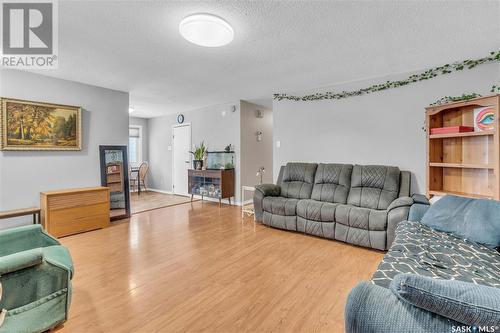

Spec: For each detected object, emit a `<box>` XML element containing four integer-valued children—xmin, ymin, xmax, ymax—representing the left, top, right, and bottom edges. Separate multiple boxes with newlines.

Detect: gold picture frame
<box><xmin>0</xmin><ymin>98</ymin><xmax>82</xmax><ymax>151</ymax></box>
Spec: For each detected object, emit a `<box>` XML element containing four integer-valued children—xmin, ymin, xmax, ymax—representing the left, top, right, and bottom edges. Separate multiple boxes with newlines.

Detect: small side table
<box><xmin>241</xmin><ymin>186</ymin><xmax>255</xmax><ymax>217</ymax></box>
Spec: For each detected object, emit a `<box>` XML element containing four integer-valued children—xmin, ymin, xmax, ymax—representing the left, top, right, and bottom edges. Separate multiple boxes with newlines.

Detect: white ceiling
<box><xmin>35</xmin><ymin>0</ymin><xmax>500</xmax><ymax>117</ymax></box>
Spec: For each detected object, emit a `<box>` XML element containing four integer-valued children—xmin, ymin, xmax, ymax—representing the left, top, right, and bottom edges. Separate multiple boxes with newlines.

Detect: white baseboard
<box><xmin>147</xmin><ymin>188</ymin><xmax>174</xmax><ymax>195</ymax></box>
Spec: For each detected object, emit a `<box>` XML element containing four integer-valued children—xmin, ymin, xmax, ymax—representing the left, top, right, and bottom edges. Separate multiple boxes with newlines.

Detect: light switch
<box><xmin>167</xmin><ymin>146</ymin><xmax>172</xmax><ymax>151</ymax></box>
<box><xmin>276</xmin><ymin>141</ymin><xmax>281</xmax><ymax>148</ymax></box>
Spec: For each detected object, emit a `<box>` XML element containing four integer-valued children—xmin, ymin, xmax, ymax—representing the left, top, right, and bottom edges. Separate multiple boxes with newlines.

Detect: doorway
<box><xmin>172</xmin><ymin>124</ymin><xmax>191</xmax><ymax>196</ymax></box>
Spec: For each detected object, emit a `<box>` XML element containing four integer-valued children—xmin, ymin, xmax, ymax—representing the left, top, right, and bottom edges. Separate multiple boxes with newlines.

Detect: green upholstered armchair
<box><xmin>0</xmin><ymin>225</ymin><xmax>74</xmax><ymax>333</ymax></box>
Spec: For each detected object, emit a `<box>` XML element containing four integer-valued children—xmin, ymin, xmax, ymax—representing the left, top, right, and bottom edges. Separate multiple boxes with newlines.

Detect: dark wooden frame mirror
<box><xmin>99</xmin><ymin>145</ymin><xmax>131</xmax><ymax>221</ymax></box>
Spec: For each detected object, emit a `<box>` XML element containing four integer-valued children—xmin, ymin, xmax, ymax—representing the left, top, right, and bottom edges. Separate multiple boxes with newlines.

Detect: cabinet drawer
<box><xmin>47</xmin><ymin>190</ymin><xmax>108</xmax><ymax>210</ymax></box>
<box><xmin>49</xmin><ymin>214</ymin><xmax>109</xmax><ymax>237</ymax></box>
<box><xmin>49</xmin><ymin>202</ymin><xmax>109</xmax><ymax>223</ymax></box>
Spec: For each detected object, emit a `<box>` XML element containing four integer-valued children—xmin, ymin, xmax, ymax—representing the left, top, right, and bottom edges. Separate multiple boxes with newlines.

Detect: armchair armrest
<box><xmin>0</xmin><ymin>249</ymin><xmax>71</xmax><ymax>313</ymax></box>
<box><xmin>0</xmin><ymin>248</ymin><xmax>43</xmax><ymax>275</ymax></box>
<box><xmin>255</xmin><ymin>184</ymin><xmax>281</xmax><ymax>197</ymax></box>
<box><xmin>0</xmin><ymin>225</ymin><xmax>59</xmax><ymax>256</ymax></box>
<box><xmin>345</xmin><ymin>282</ymin><xmax>458</xmax><ymax>333</ymax></box>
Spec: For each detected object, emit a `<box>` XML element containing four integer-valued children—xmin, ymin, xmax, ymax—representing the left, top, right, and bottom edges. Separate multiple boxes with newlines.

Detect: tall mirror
<box><xmin>99</xmin><ymin>145</ymin><xmax>131</xmax><ymax>221</ymax></box>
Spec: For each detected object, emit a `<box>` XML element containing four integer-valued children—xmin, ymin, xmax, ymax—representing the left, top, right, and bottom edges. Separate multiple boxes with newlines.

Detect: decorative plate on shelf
<box><xmin>474</xmin><ymin>106</ymin><xmax>495</xmax><ymax>131</ymax></box>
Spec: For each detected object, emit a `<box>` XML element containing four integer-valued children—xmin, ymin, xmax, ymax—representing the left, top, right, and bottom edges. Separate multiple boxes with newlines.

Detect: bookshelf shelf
<box><xmin>429</xmin><ymin>130</ymin><xmax>495</xmax><ymax>139</ymax></box>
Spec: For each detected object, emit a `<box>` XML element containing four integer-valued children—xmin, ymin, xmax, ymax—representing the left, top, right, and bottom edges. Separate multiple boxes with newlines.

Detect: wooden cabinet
<box><xmin>188</xmin><ymin>169</ymin><xmax>234</xmax><ymax>206</ymax></box>
<box><xmin>426</xmin><ymin>95</ymin><xmax>500</xmax><ymax>200</ymax></box>
<box><xmin>41</xmin><ymin>187</ymin><xmax>110</xmax><ymax>237</ymax></box>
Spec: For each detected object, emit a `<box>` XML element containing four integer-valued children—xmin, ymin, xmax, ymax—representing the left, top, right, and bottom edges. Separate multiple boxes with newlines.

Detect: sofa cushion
<box><xmin>347</xmin><ymin>165</ymin><xmax>400</xmax><ymax>210</ymax></box>
<box><xmin>311</xmin><ymin>163</ymin><xmax>353</xmax><ymax>204</ymax></box>
<box><xmin>296</xmin><ymin>199</ymin><xmax>338</xmax><ymax>222</ymax></box>
<box><xmin>262</xmin><ymin>197</ymin><xmax>299</xmax><ymax>216</ymax></box>
<box><xmin>390</xmin><ymin>274</ymin><xmax>500</xmax><ymax>328</ymax></box>
<box><xmin>335</xmin><ymin>223</ymin><xmax>386</xmax><ymax>250</ymax></box>
<box><xmin>297</xmin><ymin>217</ymin><xmax>335</xmax><ymax>239</ymax></box>
<box><xmin>372</xmin><ymin>220</ymin><xmax>500</xmax><ymax>289</ymax></box>
<box><xmin>421</xmin><ymin>195</ymin><xmax>500</xmax><ymax>249</ymax></box>
<box><xmin>280</xmin><ymin>163</ymin><xmax>317</xmax><ymax>199</ymax></box>
<box><xmin>263</xmin><ymin>212</ymin><xmax>297</xmax><ymax>231</ymax></box>
<box><xmin>335</xmin><ymin>205</ymin><xmax>387</xmax><ymax>231</ymax></box>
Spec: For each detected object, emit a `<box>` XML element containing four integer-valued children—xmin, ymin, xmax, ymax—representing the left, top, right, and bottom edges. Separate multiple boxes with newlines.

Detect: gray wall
<box><xmin>273</xmin><ymin>63</ymin><xmax>500</xmax><ymax>194</ymax></box>
<box><xmin>148</xmin><ymin>101</ymin><xmax>242</xmax><ymax>203</ymax></box>
<box><xmin>240</xmin><ymin>101</ymin><xmax>273</xmax><ymax>189</ymax></box>
<box><xmin>0</xmin><ymin>69</ymin><xmax>129</xmax><ymax>228</ymax></box>
<box><xmin>129</xmin><ymin>116</ymin><xmax>149</xmax><ymax>163</ymax></box>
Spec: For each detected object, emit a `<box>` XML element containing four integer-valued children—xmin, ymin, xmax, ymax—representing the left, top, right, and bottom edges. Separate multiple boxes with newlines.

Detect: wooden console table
<box><xmin>0</xmin><ymin>207</ymin><xmax>41</xmax><ymax>224</ymax></box>
<box><xmin>188</xmin><ymin>169</ymin><xmax>234</xmax><ymax>206</ymax></box>
<box><xmin>41</xmin><ymin>187</ymin><xmax>110</xmax><ymax>237</ymax></box>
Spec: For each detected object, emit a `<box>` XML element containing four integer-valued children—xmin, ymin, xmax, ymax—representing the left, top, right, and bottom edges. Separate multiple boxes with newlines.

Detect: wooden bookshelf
<box><xmin>426</xmin><ymin>94</ymin><xmax>500</xmax><ymax>200</ymax></box>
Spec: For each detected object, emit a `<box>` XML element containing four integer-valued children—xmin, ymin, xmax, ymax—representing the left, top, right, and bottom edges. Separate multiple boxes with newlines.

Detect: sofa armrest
<box><xmin>387</xmin><ymin>197</ymin><xmax>414</xmax><ymax>211</ymax></box>
<box><xmin>407</xmin><ymin>194</ymin><xmax>430</xmax><ymax>222</ymax></box>
<box><xmin>0</xmin><ymin>249</ymin><xmax>43</xmax><ymax>275</ymax></box>
<box><xmin>253</xmin><ymin>184</ymin><xmax>281</xmax><ymax>222</ymax></box>
<box><xmin>391</xmin><ymin>274</ymin><xmax>500</xmax><ymax>328</ymax></box>
<box><xmin>345</xmin><ymin>282</ymin><xmax>458</xmax><ymax>333</ymax></box>
<box><xmin>411</xmin><ymin>194</ymin><xmax>429</xmax><ymax>205</ymax></box>
<box><xmin>386</xmin><ymin>197</ymin><xmax>413</xmax><ymax>249</ymax></box>
<box><xmin>255</xmin><ymin>184</ymin><xmax>281</xmax><ymax>197</ymax></box>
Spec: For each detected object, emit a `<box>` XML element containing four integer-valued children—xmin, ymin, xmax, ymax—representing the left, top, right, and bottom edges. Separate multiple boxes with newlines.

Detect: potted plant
<box><xmin>190</xmin><ymin>141</ymin><xmax>206</xmax><ymax>170</ymax></box>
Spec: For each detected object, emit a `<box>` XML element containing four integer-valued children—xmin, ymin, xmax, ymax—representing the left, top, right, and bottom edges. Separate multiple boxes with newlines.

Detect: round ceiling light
<box><xmin>179</xmin><ymin>14</ymin><xmax>234</xmax><ymax>47</ymax></box>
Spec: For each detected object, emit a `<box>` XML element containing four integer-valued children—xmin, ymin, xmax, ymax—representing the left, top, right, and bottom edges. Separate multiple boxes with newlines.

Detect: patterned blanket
<box><xmin>372</xmin><ymin>220</ymin><xmax>500</xmax><ymax>288</ymax></box>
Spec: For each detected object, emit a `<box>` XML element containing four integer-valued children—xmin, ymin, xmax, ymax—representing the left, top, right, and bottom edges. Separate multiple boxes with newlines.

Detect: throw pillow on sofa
<box><xmin>390</xmin><ymin>274</ymin><xmax>500</xmax><ymax>327</ymax></box>
<box><xmin>421</xmin><ymin>195</ymin><xmax>500</xmax><ymax>249</ymax></box>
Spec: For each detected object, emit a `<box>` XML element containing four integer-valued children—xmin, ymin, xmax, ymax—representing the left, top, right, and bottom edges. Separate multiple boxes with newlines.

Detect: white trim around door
<box><xmin>172</xmin><ymin>123</ymin><xmax>192</xmax><ymax>196</ymax></box>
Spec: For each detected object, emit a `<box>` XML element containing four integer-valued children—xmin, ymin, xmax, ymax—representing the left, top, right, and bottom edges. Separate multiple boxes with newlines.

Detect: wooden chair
<box><xmin>131</xmin><ymin>162</ymin><xmax>149</xmax><ymax>193</ymax></box>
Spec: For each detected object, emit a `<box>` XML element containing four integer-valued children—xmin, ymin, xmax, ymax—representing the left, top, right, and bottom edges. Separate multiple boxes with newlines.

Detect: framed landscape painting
<box><xmin>0</xmin><ymin>98</ymin><xmax>82</xmax><ymax>151</ymax></box>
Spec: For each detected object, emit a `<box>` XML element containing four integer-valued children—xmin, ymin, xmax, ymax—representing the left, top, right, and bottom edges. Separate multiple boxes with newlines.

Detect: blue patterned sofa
<box><xmin>345</xmin><ymin>197</ymin><xmax>500</xmax><ymax>332</ymax></box>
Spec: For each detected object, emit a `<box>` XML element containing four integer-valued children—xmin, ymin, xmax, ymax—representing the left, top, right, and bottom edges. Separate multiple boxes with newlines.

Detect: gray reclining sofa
<box><xmin>254</xmin><ymin>162</ymin><xmax>418</xmax><ymax>250</ymax></box>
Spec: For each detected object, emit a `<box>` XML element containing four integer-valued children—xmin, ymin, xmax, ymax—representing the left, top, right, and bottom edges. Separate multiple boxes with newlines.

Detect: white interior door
<box><xmin>172</xmin><ymin>124</ymin><xmax>191</xmax><ymax>196</ymax></box>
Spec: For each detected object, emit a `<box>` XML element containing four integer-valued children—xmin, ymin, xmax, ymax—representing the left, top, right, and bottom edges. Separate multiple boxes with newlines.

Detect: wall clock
<box><xmin>177</xmin><ymin>114</ymin><xmax>184</xmax><ymax>124</ymax></box>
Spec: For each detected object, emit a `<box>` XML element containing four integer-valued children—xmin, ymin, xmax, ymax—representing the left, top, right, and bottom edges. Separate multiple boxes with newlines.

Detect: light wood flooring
<box><xmin>130</xmin><ymin>191</ymin><xmax>194</xmax><ymax>214</ymax></box>
<box><xmin>57</xmin><ymin>201</ymin><xmax>384</xmax><ymax>333</ymax></box>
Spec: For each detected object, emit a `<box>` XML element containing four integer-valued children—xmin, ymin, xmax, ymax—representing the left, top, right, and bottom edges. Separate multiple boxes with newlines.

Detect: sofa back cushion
<box><xmin>281</xmin><ymin>163</ymin><xmax>318</xmax><ymax>199</ymax></box>
<box><xmin>311</xmin><ymin>163</ymin><xmax>353</xmax><ymax>203</ymax></box>
<box><xmin>421</xmin><ymin>195</ymin><xmax>500</xmax><ymax>249</ymax></box>
<box><xmin>347</xmin><ymin>165</ymin><xmax>401</xmax><ymax>210</ymax></box>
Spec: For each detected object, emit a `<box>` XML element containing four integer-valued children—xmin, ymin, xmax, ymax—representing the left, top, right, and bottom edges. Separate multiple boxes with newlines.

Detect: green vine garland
<box><xmin>430</xmin><ymin>84</ymin><xmax>500</xmax><ymax>106</ymax></box>
<box><xmin>274</xmin><ymin>51</ymin><xmax>500</xmax><ymax>102</ymax></box>
<box><xmin>429</xmin><ymin>93</ymin><xmax>483</xmax><ymax>106</ymax></box>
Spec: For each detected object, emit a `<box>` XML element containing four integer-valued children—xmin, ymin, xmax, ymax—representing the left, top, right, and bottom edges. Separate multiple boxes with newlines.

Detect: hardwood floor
<box><xmin>57</xmin><ymin>201</ymin><xmax>384</xmax><ymax>333</ymax></box>
<box><xmin>130</xmin><ymin>191</ymin><xmax>194</xmax><ymax>214</ymax></box>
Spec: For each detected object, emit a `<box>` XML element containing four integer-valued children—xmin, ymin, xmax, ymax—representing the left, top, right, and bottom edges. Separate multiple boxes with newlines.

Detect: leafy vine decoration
<box><xmin>274</xmin><ymin>51</ymin><xmax>500</xmax><ymax>102</ymax></box>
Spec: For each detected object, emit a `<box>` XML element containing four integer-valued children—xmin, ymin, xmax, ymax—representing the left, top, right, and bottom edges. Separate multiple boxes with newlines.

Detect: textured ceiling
<box><xmin>33</xmin><ymin>0</ymin><xmax>500</xmax><ymax>117</ymax></box>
